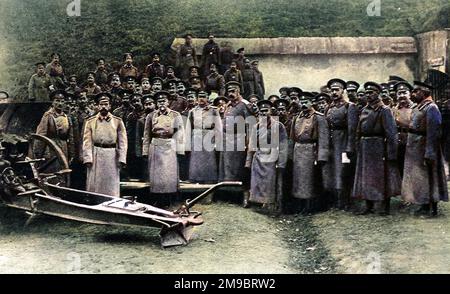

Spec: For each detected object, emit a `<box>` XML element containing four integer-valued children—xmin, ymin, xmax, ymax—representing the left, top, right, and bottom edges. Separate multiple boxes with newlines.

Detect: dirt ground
<box><xmin>1</xmin><ymin>193</ymin><xmax>450</xmax><ymax>274</ymax></box>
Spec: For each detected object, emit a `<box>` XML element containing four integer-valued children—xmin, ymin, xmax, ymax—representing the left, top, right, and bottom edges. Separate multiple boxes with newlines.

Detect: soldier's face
<box><xmin>126</xmin><ymin>81</ymin><xmax>135</xmax><ymax>90</ymax></box>
<box><xmin>157</xmin><ymin>97</ymin><xmax>169</xmax><ymax>111</ymax></box>
<box><xmin>330</xmin><ymin>87</ymin><xmax>343</xmax><ymax>100</ymax></box>
<box><xmin>99</xmin><ymin>100</ymin><xmax>111</xmax><ymax>115</ymax></box>
<box><xmin>290</xmin><ymin>95</ymin><xmax>299</xmax><ymax>105</ymax></box>
<box><xmin>131</xmin><ymin>98</ymin><xmax>142</xmax><ymax>108</ymax></box>
<box><xmin>185</xmin><ymin>36</ymin><xmax>192</xmax><ymax>45</ymax></box>
<box><xmin>316</xmin><ymin>100</ymin><xmax>328</xmax><ymax>112</ymax></box>
<box><xmin>168</xmin><ymin>85</ymin><xmax>177</xmax><ymax>95</ymax></box>
<box><xmin>52</xmin><ymin>55</ymin><xmax>60</xmax><ymax>63</ymax></box>
<box><xmin>153</xmin><ymin>55</ymin><xmax>160</xmax><ymax>63</ymax></box>
<box><xmin>69</xmin><ymin>79</ymin><xmax>77</xmax><ymax>88</ymax></box>
<box><xmin>230</xmin><ymin>63</ymin><xmax>237</xmax><ymax>70</ymax></box>
<box><xmin>37</xmin><ymin>65</ymin><xmax>45</xmax><ymax>75</ymax></box>
<box><xmin>79</xmin><ymin>96</ymin><xmax>88</xmax><ymax>107</ymax></box>
<box><xmin>191</xmin><ymin>68</ymin><xmax>199</xmax><ymax>76</ymax></box>
<box><xmin>187</xmin><ymin>95</ymin><xmax>196</xmax><ymax>104</ymax></box>
<box><xmin>198</xmin><ymin>97</ymin><xmax>208</xmax><ymax>108</ymax></box>
<box><xmin>252</xmin><ymin>63</ymin><xmax>259</xmax><ymax>70</ymax></box>
<box><xmin>210</xmin><ymin>64</ymin><xmax>217</xmax><ymax>73</ymax></box>
<box><xmin>144</xmin><ymin>101</ymin><xmax>155</xmax><ymax>113</ymax></box>
<box><xmin>87</xmin><ymin>75</ymin><xmax>95</xmax><ymax>84</ymax></box>
<box><xmin>122</xmin><ymin>95</ymin><xmax>130</xmax><ymax>106</ymax></box>
<box><xmin>347</xmin><ymin>90</ymin><xmax>357</xmax><ymax>101</ymax></box>
<box><xmin>277</xmin><ymin>107</ymin><xmax>287</xmax><ymax>116</ymax></box>
<box><xmin>177</xmin><ymin>85</ymin><xmax>186</xmax><ymax>95</ymax></box>
<box><xmin>152</xmin><ymin>81</ymin><xmax>162</xmax><ymax>91</ymax></box>
<box><xmin>125</xmin><ymin>56</ymin><xmax>133</xmax><ymax>64</ymax></box>
<box><xmin>142</xmin><ymin>80</ymin><xmax>151</xmax><ymax>91</ymax></box>
<box><xmin>227</xmin><ymin>88</ymin><xmax>239</xmax><ymax>101</ymax></box>
<box><xmin>365</xmin><ymin>90</ymin><xmax>379</xmax><ymax>103</ymax></box>
<box><xmin>249</xmin><ymin>97</ymin><xmax>258</xmax><ymax>105</ymax></box>
<box><xmin>52</xmin><ymin>95</ymin><xmax>65</xmax><ymax>112</ymax></box>
<box><xmin>299</xmin><ymin>99</ymin><xmax>312</xmax><ymax>110</ymax></box>
<box><xmin>397</xmin><ymin>90</ymin><xmax>411</xmax><ymax>103</ymax></box>
<box><xmin>97</xmin><ymin>60</ymin><xmax>105</xmax><ymax>70</ymax></box>
<box><xmin>167</xmin><ymin>68</ymin><xmax>175</xmax><ymax>77</ymax></box>
<box><xmin>111</xmin><ymin>76</ymin><xmax>121</xmax><ymax>87</ymax></box>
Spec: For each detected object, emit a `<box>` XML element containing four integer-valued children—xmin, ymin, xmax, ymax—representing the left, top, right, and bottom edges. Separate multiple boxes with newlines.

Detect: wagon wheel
<box><xmin>28</xmin><ymin>134</ymin><xmax>71</xmax><ymax>187</ymax></box>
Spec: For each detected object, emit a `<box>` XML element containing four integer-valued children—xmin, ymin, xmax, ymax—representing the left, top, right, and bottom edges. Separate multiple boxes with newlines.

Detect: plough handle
<box><xmin>185</xmin><ymin>181</ymin><xmax>242</xmax><ymax>209</ymax></box>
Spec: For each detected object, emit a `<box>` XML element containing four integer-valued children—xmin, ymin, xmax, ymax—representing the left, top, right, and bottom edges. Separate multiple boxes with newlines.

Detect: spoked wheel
<box><xmin>27</xmin><ymin>134</ymin><xmax>71</xmax><ymax>187</ymax></box>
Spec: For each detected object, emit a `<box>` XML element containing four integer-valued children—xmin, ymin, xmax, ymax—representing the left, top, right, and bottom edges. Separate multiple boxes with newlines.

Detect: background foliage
<box><xmin>0</xmin><ymin>0</ymin><xmax>449</xmax><ymax>99</ymax></box>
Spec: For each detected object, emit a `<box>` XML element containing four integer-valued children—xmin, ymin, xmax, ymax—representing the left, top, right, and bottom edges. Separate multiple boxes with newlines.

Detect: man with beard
<box><xmin>356</xmin><ymin>90</ymin><xmax>367</xmax><ymax>114</ymax></box>
<box><xmin>145</xmin><ymin>52</ymin><xmax>166</xmax><ymax>81</ymax></box>
<box><xmin>189</xmin><ymin>76</ymin><xmax>204</xmax><ymax>92</ymax></box>
<box><xmin>219</xmin><ymin>81</ymin><xmax>252</xmax><ymax>206</ymax></box>
<box><xmin>65</xmin><ymin>75</ymin><xmax>82</xmax><ymax>99</ymax></box>
<box><xmin>392</xmin><ymin>81</ymin><xmax>414</xmax><ymax>177</ymax></box>
<box><xmin>94</xmin><ymin>58</ymin><xmax>109</xmax><ymax>90</ymax></box>
<box><xmin>119</xmin><ymin>53</ymin><xmax>138</xmax><ymax>80</ymax></box>
<box><xmin>164</xmin><ymin>66</ymin><xmax>180</xmax><ymax>84</ymax></box>
<box><xmin>123</xmin><ymin>76</ymin><xmax>137</xmax><ymax>93</ymax></box>
<box><xmin>290</xmin><ymin>93</ymin><xmax>329</xmax><ymax>213</ymax></box>
<box><xmin>124</xmin><ymin>93</ymin><xmax>144</xmax><ymax>180</ymax></box>
<box><xmin>245</xmin><ymin>100</ymin><xmax>288</xmax><ymax>212</ymax></box>
<box><xmin>204</xmin><ymin>63</ymin><xmax>226</xmax><ymax>97</ymax></box>
<box><xmin>352</xmin><ymin>82</ymin><xmax>400</xmax><ymax>215</ymax></box>
<box><xmin>401</xmin><ymin>81</ymin><xmax>448</xmax><ymax>216</ymax></box>
<box><xmin>312</xmin><ymin>93</ymin><xmax>330</xmax><ymax>114</ymax></box>
<box><xmin>82</xmin><ymin>93</ymin><xmax>127</xmax><ymax>197</ymax></box>
<box><xmin>181</xmin><ymin>88</ymin><xmax>197</xmax><ymax>117</ymax></box>
<box><xmin>287</xmin><ymin>87</ymin><xmax>302</xmax><ymax>118</ymax></box>
<box><xmin>177</xmin><ymin>81</ymin><xmax>187</xmax><ymax>98</ymax></box>
<box><xmin>140</xmin><ymin>77</ymin><xmax>152</xmax><ymax>95</ymax></box>
<box><xmin>113</xmin><ymin>90</ymin><xmax>134</xmax><ymax>122</ymax></box>
<box><xmin>201</xmin><ymin>33</ymin><xmax>220</xmax><ymax>76</ymax></box>
<box><xmin>107</xmin><ymin>73</ymin><xmax>123</xmax><ymax>110</ymax></box>
<box><xmin>248</xmin><ymin>94</ymin><xmax>260</xmax><ymax>116</ymax></box>
<box><xmin>46</xmin><ymin>53</ymin><xmax>66</xmax><ymax>90</ymax></box>
<box><xmin>346</xmin><ymin>81</ymin><xmax>360</xmax><ymax>103</ymax></box>
<box><xmin>151</xmin><ymin>77</ymin><xmax>164</xmax><ymax>94</ymax></box>
<box><xmin>186</xmin><ymin>91</ymin><xmax>223</xmax><ymax>184</ymax></box>
<box><xmin>213</xmin><ymin>96</ymin><xmax>229</xmax><ymax>119</ymax></box>
<box><xmin>242</xmin><ymin>58</ymin><xmax>257</xmax><ymax>100</ymax></box>
<box><xmin>35</xmin><ymin>90</ymin><xmax>75</xmax><ymax>165</ymax></box>
<box><xmin>252</xmin><ymin>60</ymin><xmax>265</xmax><ymax>100</ymax></box>
<box><xmin>142</xmin><ymin>91</ymin><xmax>185</xmax><ymax>197</ymax></box>
<box><xmin>84</xmin><ymin>72</ymin><xmax>102</xmax><ymax>96</ymax></box>
<box><xmin>380</xmin><ymin>83</ymin><xmax>394</xmax><ymax>108</ymax></box>
<box><xmin>176</xmin><ymin>33</ymin><xmax>198</xmax><ymax>82</ymax></box>
<box><xmin>167</xmin><ymin>80</ymin><xmax>188</xmax><ymax>113</ymax></box>
<box><xmin>324</xmin><ymin>78</ymin><xmax>358</xmax><ymax>210</ymax></box>
<box><xmin>223</xmin><ymin>61</ymin><xmax>244</xmax><ymax>92</ymax></box>
<box><xmin>28</xmin><ymin>62</ymin><xmax>52</xmax><ymax>102</ymax></box>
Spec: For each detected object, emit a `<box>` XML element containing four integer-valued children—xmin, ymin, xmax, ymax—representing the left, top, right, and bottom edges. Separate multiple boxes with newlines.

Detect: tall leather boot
<box><xmin>379</xmin><ymin>198</ymin><xmax>390</xmax><ymax>216</ymax></box>
<box><xmin>337</xmin><ymin>189</ymin><xmax>345</xmax><ymax>210</ymax></box>
<box><xmin>431</xmin><ymin>202</ymin><xmax>438</xmax><ymax>217</ymax></box>
<box><xmin>415</xmin><ymin>204</ymin><xmax>430</xmax><ymax>215</ymax></box>
<box><xmin>359</xmin><ymin>200</ymin><xmax>374</xmax><ymax>215</ymax></box>
<box><xmin>242</xmin><ymin>190</ymin><xmax>250</xmax><ymax>208</ymax></box>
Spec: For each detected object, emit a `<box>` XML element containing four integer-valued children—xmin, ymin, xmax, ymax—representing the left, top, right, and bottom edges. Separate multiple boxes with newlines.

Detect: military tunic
<box><xmin>218</xmin><ymin>99</ymin><xmax>252</xmax><ymax>182</ymax></box>
<box><xmin>352</xmin><ymin>102</ymin><xmax>401</xmax><ymax>201</ymax></box>
<box><xmin>204</xmin><ymin>73</ymin><xmax>225</xmax><ymax>96</ymax></box>
<box><xmin>242</xmin><ymin>68</ymin><xmax>257</xmax><ymax>100</ymax></box>
<box><xmin>169</xmin><ymin>96</ymin><xmax>188</xmax><ymax>114</ymax></box>
<box><xmin>393</xmin><ymin>104</ymin><xmax>413</xmax><ymax>176</ymax></box>
<box><xmin>186</xmin><ymin>106</ymin><xmax>223</xmax><ymax>183</ymax></box>
<box><xmin>323</xmin><ymin>100</ymin><xmax>358</xmax><ymax>191</ymax></box>
<box><xmin>224</xmin><ymin>69</ymin><xmax>244</xmax><ymax>93</ymax></box>
<box><xmin>290</xmin><ymin>110</ymin><xmax>330</xmax><ymax>199</ymax></box>
<box><xmin>177</xmin><ymin>44</ymin><xmax>198</xmax><ymax>82</ymax></box>
<box><xmin>401</xmin><ymin>98</ymin><xmax>449</xmax><ymax>204</ymax></box>
<box><xmin>119</xmin><ymin>65</ymin><xmax>138</xmax><ymax>80</ymax></box>
<box><xmin>82</xmin><ymin>113</ymin><xmax>128</xmax><ymax>197</ymax></box>
<box><xmin>46</xmin><ymin>63</ymin><xmax>66</xmax><ymax>89</ymax></box>
<box><xmin>28</xmin><ymin>73</ymin><xmax>52</xmax><ymax>101</ymax></box>
<box><xmin>254</xmin><ymin>69</ymin><xmax>265</xmax><ymax>100</ymax></box>
<box><xmin>142</xmin><ymin>109</ymin><xmax>185</xmax><ymax>194</ymax></box>
<box><xmin>145</xmin><ymin>63</ymin><xmax>166</xmax><ymax>80</ymax></box>
<box><xmin>246</xmin><ymin>118</ymin><xmax>288</xmax><ymax>204</ymax></box>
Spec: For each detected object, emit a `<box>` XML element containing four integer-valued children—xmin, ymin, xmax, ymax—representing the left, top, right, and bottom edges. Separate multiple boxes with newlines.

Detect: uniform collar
<box><xmin>418</xmin><ymin>96</ymin><xmax>433</xmax><ymax>110</ymax></box>
<box><xmin>50</xmin><ymin>108</ymin><xmax>67</xmax><ymax>117</ymax></box>
<box><xmin>97</xmin><ymin>113</ymin><xmax>112</xmax><ymax>122</ymax></box>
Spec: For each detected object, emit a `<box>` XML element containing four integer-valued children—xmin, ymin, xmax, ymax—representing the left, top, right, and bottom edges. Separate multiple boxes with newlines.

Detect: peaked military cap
<box><xmin>364</xmin><ymin>82</ymin><xmax>383</xmax><ymax>93</ymax></box>
<box><xmin>346</xmin><ymin>81</ymin><xmax>360</xmax><ymax>91</ymax></box>
<box><xmin>327</xmin><ymin>78</ymin><xmax>347</xmax><ymax>89</ymax></box>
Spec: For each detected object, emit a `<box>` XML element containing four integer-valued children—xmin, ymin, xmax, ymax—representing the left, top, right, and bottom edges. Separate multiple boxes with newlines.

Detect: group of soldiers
<box><xmin>27</xmin><ymin>38</ymin><xmax>448</xmax><ymax>217</ymax></box>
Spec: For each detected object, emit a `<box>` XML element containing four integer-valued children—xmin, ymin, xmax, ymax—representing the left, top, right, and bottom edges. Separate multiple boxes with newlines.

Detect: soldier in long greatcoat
<box><xmin>352</xmin><ymin>82</ymin><xmax>401</xmax><ymax>215</ymax></box>
<box><xmin>186</xmin><ymin>94</ymin><xmax>223</xmax><ymax>183</ymax></box>
<box><xmin>323</xmin><ymin>79</ymin><xmax>358</xmax><ymax>210</ymax></box>
<box><xmin>246</xmin><ymin>100</ymin><xmax>288</xmax><ymax>212</ymax></box>
<box><xmin>28</xmin><ymin>62</ymin><xmax>52</xmax><ymax>102</ymax></box>
<box><xmin>82</xmin><ymin>93</ymin><xmax>128</xmax><ymax>197</ymax></box>
<box><xmin>176</xmin><ymin>34</ymin><xmax>198</xmax><ymax>82</ymax></box>
<box><xmin>401</xmin><ymin>81</ymin><xmax>448</xmax><ymax>216</ymax></box>
<box><xmin>392</xmin><ymin>81</ymin><xmax>414</xmax><ymax>177</ymax></box>
<box><xmin>290</xmin><ymin>93</ymin><xmax>330</xmax><ymax>213</ymax></box>
<box><xmin>252</xmin><ymin>60</ymin><xmax>265</xmax><ymax>100</ymax></box>
<box><xmin>142</xmin><ymin>91</ymin><xmax>185</xmax><ymax>195</ymax></box>
<box><xmin>242</xmin><ymin>58</ymin><xmax>257</xmax><ymax>100</ymax></box>
<box><xmin>218</xmin><ymin>81</ymin><xmax>253</xmax><ymax>205</ymax></box>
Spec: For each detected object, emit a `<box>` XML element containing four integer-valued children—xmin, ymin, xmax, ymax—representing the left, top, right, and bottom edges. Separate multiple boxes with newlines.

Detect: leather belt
<box><xmin>152</xmin><ymin>134</ymin><xmax>172</xmax><ymax>139</ymax></box>
<box><xmin>94</xmin><ymin>143</ymin><xmax>116</xmax><ymax>148</ymax></box>
<box><xmin>295</xmin><ymin>139</ymin><xmax>317</xmax><ymax>144</ymax></box>
<box><xmin>330</xmin><ymin>126</ymin><xmax>346</xmax><ymax>130</ymax></box>
<box><xmin>361</xmin><ymin>133</ymin><xmax>384</xmax><ymax>138</ymax></box>
<box><xmin>408</xmin><ymin>129</ymin><xmax>426</xmax><ymax>136</ymax></box>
